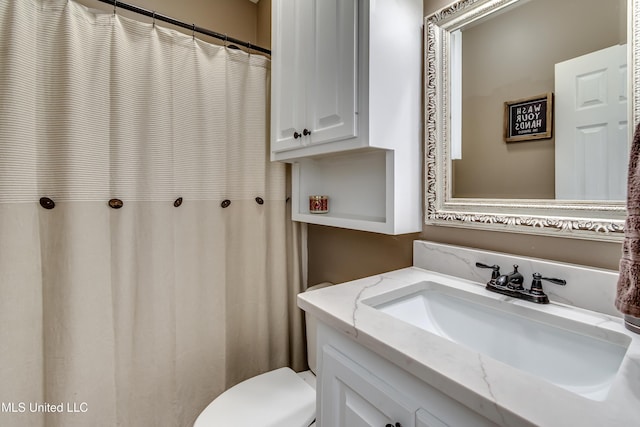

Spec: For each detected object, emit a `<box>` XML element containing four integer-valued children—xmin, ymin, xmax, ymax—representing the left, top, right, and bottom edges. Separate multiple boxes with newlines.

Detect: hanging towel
<box><xmin>616</xmin><ymin>122</ymin><xmax>640</xmax><ymax>317</ymax></box>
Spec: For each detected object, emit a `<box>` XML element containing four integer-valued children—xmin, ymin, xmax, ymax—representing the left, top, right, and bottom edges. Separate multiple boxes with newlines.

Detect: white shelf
<box><xmin>292</xmin><ymin>149</ymin><xmax>420</xmax><ymax>234</ymax></box>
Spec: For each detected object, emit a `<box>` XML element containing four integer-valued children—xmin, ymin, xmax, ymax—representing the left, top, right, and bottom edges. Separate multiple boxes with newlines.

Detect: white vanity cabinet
<box><xmin>271</xmin><ymin>0</ymin><xmax>422</xmax><ymax>234</ymax></box>
<box><xmin>317</xmin><ymin>323</ymin><xmax>499</xmax><ymax>427</ymax></box>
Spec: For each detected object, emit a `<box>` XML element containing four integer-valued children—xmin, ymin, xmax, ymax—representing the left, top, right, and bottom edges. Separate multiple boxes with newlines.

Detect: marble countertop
<box><xmin>298</xmin><ymin>263</ymin><xmax>640</xmax><ymax>427</ymax></box>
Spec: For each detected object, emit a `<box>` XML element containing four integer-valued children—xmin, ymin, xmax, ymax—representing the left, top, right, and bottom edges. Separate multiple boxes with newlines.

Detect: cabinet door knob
<box><xmin>294</xmin><ymin>131</ymin><xmax>302</xmax><ymax>139</ymax></box>
<box><xmin>303</xmin><ymin>128</ymin><xmax>312</xmax><ymax>136</ymax></box>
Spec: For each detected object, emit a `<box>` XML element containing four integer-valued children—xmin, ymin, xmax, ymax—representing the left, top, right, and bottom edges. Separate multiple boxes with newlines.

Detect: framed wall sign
<box><xmin>503</xmin><ymin>92</ymin><xmax>553</xmax><ymax>142</ymax></box>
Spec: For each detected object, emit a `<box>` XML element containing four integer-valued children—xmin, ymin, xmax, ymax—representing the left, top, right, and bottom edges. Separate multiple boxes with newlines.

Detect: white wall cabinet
<box><xmin>316</xmin><ymin>323</ymin><xmax>500</xmax><ymax>427</ymax></box>
<box><xmin>271</xmin><ymin>0</ymin><xmax>358</xmax><ymax>154</ymax></box>
<box><xmin>271</xmin><ymin>0</ymin><xmax>422</xmax><ymax>234</ymax></box>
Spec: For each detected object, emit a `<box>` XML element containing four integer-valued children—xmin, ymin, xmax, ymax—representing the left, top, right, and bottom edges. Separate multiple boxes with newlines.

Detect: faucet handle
<box><xmin>530</xmin><ymin>273</ymin><xmax>566</xmax><ymax>296</ymax></box>
<box><xmin>475</xmin><ymin>262</ymin><xmax>501</xmax><ymax>280</ymax></box>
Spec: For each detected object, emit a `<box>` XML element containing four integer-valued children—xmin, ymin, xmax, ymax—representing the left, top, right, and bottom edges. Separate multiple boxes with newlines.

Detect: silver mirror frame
<box><xmin>425</xmin><ymin>0</ymin><xmax>637</xmax><ymax>242</ymax></box>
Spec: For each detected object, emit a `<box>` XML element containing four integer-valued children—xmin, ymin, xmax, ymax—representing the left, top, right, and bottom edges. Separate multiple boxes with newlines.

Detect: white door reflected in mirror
<box><xmin>555</xmin><ymin>44</ymin><xmax>628</xmax><ymax>201</ymax></box>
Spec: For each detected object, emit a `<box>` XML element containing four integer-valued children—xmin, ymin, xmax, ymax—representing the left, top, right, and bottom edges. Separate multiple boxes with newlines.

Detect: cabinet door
<box><xmin>320</xmin><ymin>346</ymin><xmax>415</xmax><ymax>427</ymax></box>
<box><xmin>308</xmin><ymin>0</ymin><xmax>359</xmax><ymax>146</ymax></box>
<box><xmin>271</xmin><ymin>0</ymin><xmax>309</xmax><ymax>153</ymax></box>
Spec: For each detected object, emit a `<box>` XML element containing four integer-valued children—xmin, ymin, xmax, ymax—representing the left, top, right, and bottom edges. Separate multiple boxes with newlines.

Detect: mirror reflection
<box><xmin>452</xmin><ymin>0</ymin><xmax>628</xmax><ymax>201</ymax></box>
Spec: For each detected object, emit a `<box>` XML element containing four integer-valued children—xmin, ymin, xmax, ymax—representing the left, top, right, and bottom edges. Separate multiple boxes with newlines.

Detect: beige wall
<box><xmin>308</xmin><ymin>226</ymin><xmax>420</xmax><ymax>285</ymax></box>
<box><xmin>257</xmin><ymin>0</ymin><xmax>271</xmax><ymax>50</ymax></box>
<box><xmin>307</xmin><ymin>0</ymin><xmax>624</xmax><ymax>287</ymax></box>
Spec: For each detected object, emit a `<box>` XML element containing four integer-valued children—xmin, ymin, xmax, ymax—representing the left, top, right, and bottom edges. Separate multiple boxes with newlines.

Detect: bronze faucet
<box><xmin>476</xmin><ymin>263</ymin><xmax>566</xmax><ymax>304</ymax></box>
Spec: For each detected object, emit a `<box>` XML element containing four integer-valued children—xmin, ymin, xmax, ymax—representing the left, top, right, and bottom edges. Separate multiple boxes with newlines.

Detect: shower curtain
<box><xmin>0</xmin><ymin>1</ymin><xmax>306</xmax><ymax>426</ymax></box>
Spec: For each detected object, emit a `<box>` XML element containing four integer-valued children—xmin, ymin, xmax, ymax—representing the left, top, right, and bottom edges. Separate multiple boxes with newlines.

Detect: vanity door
<box><xmin>320</xmin><ymin>345</ymin><xmax>415</xmax><ymax>427</ymax></box>
<box><xmin>317</xmin><ymin>323</ymin><xmax>502</xmax><ymax>427</ymax></box>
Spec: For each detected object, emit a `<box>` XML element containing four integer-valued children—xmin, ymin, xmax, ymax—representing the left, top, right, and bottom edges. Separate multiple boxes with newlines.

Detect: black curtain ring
<box><xmin>192</xmin><ymin>23</ymin><xmax>196</xmax><ymax>40</ymax></box>
<box><xmin>255</xmin><ymin>197</ymin><xmax>264</xmax><ymax>205</ymax></box>
<box><xmin>39</xmin><ymin>197</ymin><xmax>55</xmax><ymax>210</ymax></box>
<box><xmin>152</xmin><ymin>11</ymin><xmax>156</xmax><ymax>27</ymax></box>
<box><xmin>221</xmin><ymin>199</ymin><xmax>231</xmax><ymax>208</ymax></box>
<box><xmin>113</xmin><ymin>0</ymin><xmax>117</xmax><ymax>15</ymax></box>
<box><xmin>174</xmin><ymin>197</ymin><xmax>183</xmax><ymax>207</ymax></box>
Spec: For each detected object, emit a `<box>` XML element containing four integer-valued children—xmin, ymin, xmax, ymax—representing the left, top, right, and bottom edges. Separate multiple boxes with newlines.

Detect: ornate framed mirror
<box><xmin>425</xmin><ymin>0</ymin><xmax>637</xmax><ymax>242</ymax></box>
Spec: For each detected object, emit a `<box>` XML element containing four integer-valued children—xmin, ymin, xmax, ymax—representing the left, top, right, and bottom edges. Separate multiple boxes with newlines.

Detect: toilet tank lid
<box><xmin>306</xmin><ymin>282</ymin><xmax>333</xmax><ymax>292</ymax></box>
<box><xmin>193</xmin><ymin>367</ymin><xmax>315</xmax><ymax>427</ymax></box>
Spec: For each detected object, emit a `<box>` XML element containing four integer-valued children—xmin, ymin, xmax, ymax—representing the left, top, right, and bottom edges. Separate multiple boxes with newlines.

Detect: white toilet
<box><xmin>193</xmin><ymin>283</ymin><xmax>331</xmax><ymax>427</ymax></box>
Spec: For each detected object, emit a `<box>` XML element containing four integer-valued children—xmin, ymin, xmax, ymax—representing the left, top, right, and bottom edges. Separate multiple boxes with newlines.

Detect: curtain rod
<box><xmin>96</xmin><ymin>0</ymin><xmax>271</xmax><ymax>55</ymax></box>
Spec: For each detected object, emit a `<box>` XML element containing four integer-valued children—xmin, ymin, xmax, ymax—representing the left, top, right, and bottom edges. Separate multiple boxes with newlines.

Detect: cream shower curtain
<box><xmin>0</xmin><ymin>1</ymin><xmax>305</xmax><ymax>426</ymax></box>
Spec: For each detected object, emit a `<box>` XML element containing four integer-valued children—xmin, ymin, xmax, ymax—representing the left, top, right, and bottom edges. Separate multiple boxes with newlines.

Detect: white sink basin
<box><xmin>363</xmin><ymin>281</ymin><xmax>631</xmax><ymax>401</ymax></box>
